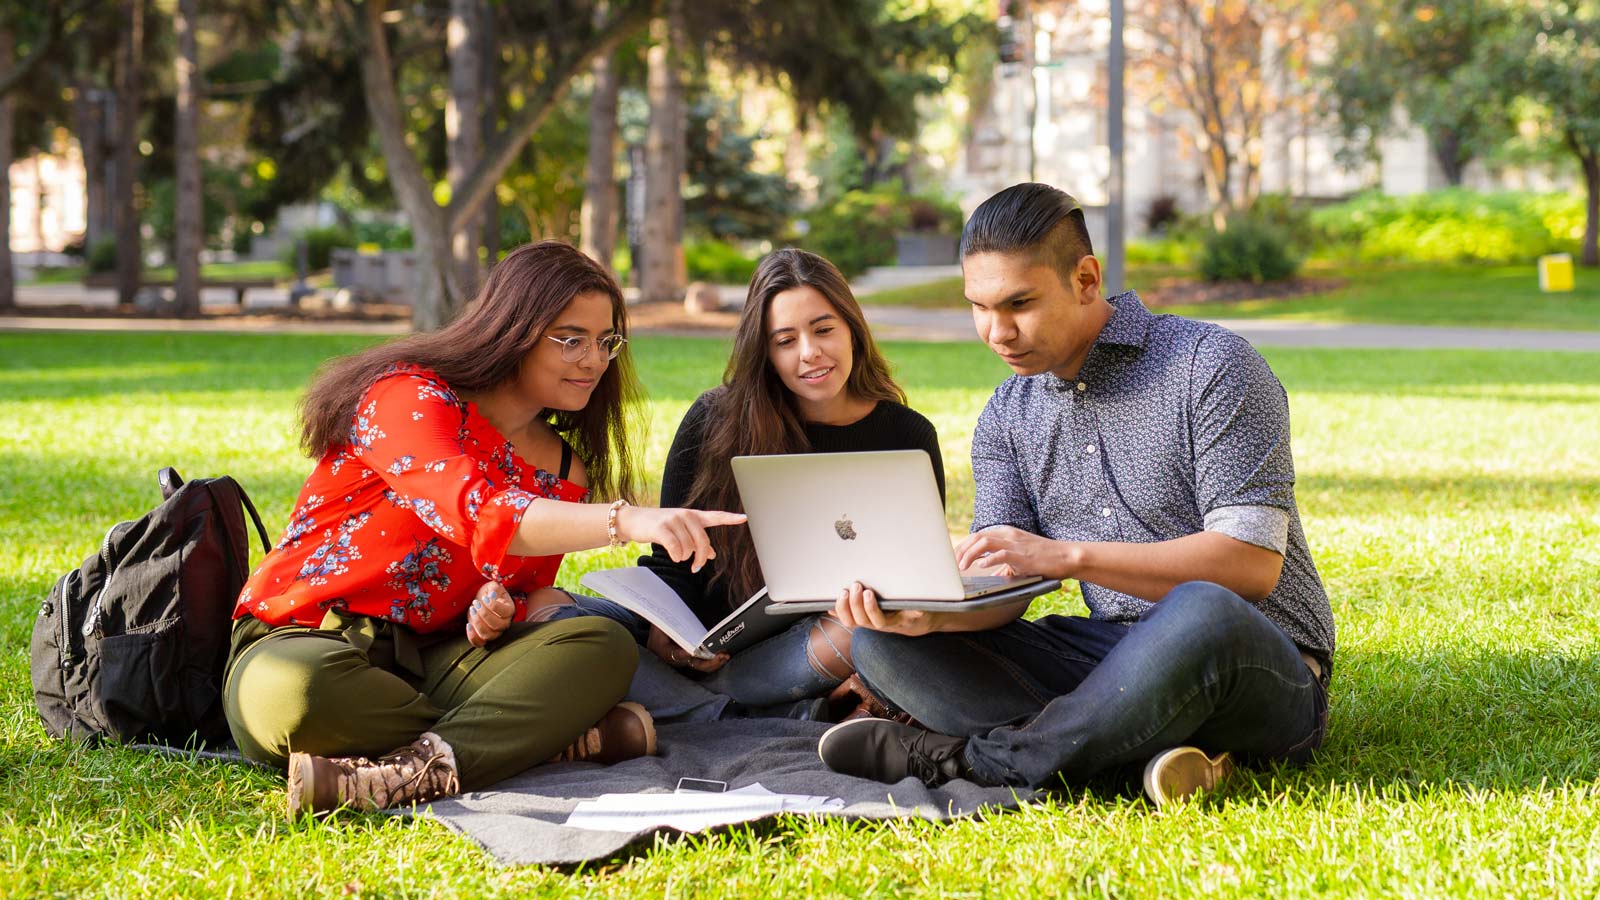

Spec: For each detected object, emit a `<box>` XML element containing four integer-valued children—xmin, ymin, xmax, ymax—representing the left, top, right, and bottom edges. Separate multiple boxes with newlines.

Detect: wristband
<box><xmin>606</xmin><ymin>498</ymin><xmax>630</xmax><ymax>547</ymax></box>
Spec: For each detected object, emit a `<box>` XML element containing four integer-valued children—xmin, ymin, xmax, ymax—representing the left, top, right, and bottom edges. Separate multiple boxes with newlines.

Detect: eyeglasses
<box><xmin>545</xmin><ymin>333</ymin><xmax>627</xmax><ymax>362</ymax></box>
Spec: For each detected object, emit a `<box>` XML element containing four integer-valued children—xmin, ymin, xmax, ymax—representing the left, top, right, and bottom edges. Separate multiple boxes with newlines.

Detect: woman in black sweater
<box><xmin>572</xmin><ymin>249</ymin><xmax>944</xmax><ymax>721</ymax></box>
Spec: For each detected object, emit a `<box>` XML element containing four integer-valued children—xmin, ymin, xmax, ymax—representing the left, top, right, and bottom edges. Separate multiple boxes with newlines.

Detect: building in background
<box><xmin>7</xmin><ymin>139</ymin><xmax>86</xmax><ymax>261</ymax></box>
<box><xmin>950</xmin><ymin>0</ymin><xmax>1563</xmax><ymax>247</ymax></box>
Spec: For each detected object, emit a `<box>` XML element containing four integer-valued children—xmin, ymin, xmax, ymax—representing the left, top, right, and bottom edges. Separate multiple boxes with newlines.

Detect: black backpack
<box><xmin>30</xmin><ymin>467</ymin><xmax>271</xmax><ymax>746</ymax></box>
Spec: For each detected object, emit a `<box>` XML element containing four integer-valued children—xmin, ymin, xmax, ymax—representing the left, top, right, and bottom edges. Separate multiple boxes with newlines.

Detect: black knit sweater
<box><xmin>639</xmin><ymin>390</ymin><xmax>945</xmax><ymax>626</ymax></box>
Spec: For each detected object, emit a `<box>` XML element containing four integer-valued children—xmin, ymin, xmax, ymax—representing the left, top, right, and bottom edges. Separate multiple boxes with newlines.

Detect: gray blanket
<box><xmin>420</xmin><ymin>719</ymin><xmax>1038</xmax><ymax>867</ymax></box>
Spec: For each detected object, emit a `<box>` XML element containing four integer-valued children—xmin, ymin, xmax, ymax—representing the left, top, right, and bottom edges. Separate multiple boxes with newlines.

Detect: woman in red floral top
<box><xmin>224</xmin><ymin>241</ymin><xmax>745</xmax><ymax>817</ymax></box>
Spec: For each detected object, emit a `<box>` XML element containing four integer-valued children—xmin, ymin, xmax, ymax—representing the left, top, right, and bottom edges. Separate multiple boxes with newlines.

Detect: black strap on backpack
<box><xmin>30</xmin><ymin>468</ymin><xmax>272</xmax><ymax>747</ymax></box>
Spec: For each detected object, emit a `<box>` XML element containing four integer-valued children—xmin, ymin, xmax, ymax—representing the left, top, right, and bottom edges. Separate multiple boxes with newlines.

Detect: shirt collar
<box><xmin>1040</xmin><ymin>291</ymin><xmax>1151</xmax><ymax>391</ymax></box>
<box><xmin>1095</xmin><ymin>290</ymin><xmax>1152</xmax><ymax>350</ymax></box>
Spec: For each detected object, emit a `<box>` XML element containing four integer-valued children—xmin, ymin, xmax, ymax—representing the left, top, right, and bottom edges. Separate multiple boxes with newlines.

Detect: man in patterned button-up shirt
<box><xmin>820</xmin><ymin>183</ymin><xmax>1335</xmax><ymax>806</ymax></box>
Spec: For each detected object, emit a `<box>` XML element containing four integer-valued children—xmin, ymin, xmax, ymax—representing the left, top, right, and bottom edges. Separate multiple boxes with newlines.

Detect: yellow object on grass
<box><xmin>1538</xmin><ymin>254</ymin><xmax>1575</xmax><ymax>292</ymax></box>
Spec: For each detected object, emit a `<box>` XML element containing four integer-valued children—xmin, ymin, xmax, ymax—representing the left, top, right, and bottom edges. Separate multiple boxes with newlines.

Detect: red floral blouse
<box><xmin>234</xmin><ymin>365</ymin><xmax>588</xmax><ymax>632</ymax></box>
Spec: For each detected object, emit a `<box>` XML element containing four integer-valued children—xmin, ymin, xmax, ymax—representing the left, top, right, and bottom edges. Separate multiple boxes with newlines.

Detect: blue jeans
<box><xmin>849</xmin><ymin>581</ymin><xmax>1329</xmax><ymax>788</ymax></box>
<box><xmin>547</xmin><ymin>595</ymin><xmax>846</xmax><ymax>723</ymax></box>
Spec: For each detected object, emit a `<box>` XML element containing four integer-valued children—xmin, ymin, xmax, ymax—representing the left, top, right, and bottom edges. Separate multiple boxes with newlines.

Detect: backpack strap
<box><xmin>159</xmin><ymin>468</ymin><xmax>270</xmax><ymax>553</ymax></box>
<box><xmin>559</xmin><ymin>441</ymin><xmax>573</xmax><ymax>481</ymax></box>
<box><xmin>237</xmin><ymin>488</ymin><xmax>272</xmax><ymax>555</ymax></box>
<box><xmin>158</xmin><ymin>467</ymin><xmax>184</xmax><ymax>500</ymax></box>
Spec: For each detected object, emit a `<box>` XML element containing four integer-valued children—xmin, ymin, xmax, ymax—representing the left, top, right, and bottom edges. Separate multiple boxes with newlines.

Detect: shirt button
<box><xmin>1100</xmin><ymin>507</ymin><xmax>1112</xmax><ymax>517</ymax></box>
<box><xmin>1084</xmin><ymin>444</ymin><xmax>1097</xmax><ymax>454</ymax></box>
<box><xmin>1076</xmin><ymin>382</ymin><xmax>1087</xmax><ymax>392</ymax></box>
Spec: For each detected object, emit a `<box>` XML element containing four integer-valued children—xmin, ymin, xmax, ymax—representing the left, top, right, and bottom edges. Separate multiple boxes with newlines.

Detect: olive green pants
<box><xmin>223</xmin><ymin>612</ymin><xmax>638</xmax><ymax>790</ymax></box>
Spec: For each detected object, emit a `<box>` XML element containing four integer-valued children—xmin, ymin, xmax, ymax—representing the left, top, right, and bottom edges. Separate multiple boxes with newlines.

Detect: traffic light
<box><xmin>998</xmin><ymin>14</ymin><xmax>1022</xmax><ymax>64</ymax></box>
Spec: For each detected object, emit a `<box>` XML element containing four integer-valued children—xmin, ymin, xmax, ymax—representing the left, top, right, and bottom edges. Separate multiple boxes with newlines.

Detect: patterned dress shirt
<box><xmin>971</xmin><ymin>291</ymin><xmax>1335</xmax><ymax>661</ymax></box>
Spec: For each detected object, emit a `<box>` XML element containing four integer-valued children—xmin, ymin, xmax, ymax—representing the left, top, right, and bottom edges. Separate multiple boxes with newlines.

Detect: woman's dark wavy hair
<box><xmin>298</xmin><ymin>240</ymin><xmax>642</xmax><ymax>503</ymax></box>
<box><xmin>685</xmin><ymin>248</ymin><xmax>905</xmax><ymax>608</ymax></box>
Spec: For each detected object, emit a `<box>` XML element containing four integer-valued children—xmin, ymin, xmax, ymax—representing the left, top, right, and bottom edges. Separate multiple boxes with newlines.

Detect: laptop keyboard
<box><xmin>959</xmin><ymin>574</ymin><xmax>1042</xmax><ymax>598</ymax></box>
<box><xmin>961</xmin><ymin>576</ymin><xmax>1018</xmax><ymax>591</ymax></box>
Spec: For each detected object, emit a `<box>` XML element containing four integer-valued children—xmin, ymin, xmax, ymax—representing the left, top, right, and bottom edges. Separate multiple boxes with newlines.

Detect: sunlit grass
<box><xmin>2</xmin><ymin>331</ymin><xmax>1598</xmax><ymax>897</ymax></box>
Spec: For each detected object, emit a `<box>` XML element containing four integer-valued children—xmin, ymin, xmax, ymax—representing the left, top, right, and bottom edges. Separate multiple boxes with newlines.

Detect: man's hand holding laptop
<box><xmin>831</xmin><ymin>527</ymin><xmax>1035</xmax><ymax>636</ymax></box>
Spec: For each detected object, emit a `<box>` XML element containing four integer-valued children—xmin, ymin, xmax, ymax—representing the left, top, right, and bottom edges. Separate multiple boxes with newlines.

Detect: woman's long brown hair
<box><xmin>298</xmin><ymin>240</ymin><xmax>642</xmax><ymax>503</ymax></box>
<box><xmin>685</xmin><ymin>248</ymin><xmax>905</xmax><ymax>608</ymax></box>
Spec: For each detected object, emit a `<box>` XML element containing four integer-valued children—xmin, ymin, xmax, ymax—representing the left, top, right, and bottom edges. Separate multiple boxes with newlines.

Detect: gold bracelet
<box><xmin>606</xmin><ymin>498</ymin><xmax>630</xmax><ymax>547</ymax></box>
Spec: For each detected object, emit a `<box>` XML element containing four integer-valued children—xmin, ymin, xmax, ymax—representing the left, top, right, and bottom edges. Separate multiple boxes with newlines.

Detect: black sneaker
<box><xmin>817</xmin><ymin>718</ymin><xmax>972</xmax><ymax>786</ymax></box>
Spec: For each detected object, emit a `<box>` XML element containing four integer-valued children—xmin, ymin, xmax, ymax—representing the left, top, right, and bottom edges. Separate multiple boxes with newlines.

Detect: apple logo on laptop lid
<box><xmin>834</xmin><ymin>515</ymin><xmax>857</xmax><ymax>541</ymax></box>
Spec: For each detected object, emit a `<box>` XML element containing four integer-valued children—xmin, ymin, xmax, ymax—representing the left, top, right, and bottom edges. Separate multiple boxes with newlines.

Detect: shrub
<box><xmin>905</xmin><ymin>195</ymin><xmax>964</xmax><ymax>234</ymax></box>
<box><xmin>496</xmin><ymin>210</ymin><xmax>533</xmax><ymax>254</ymax></box>
<box><xmin>610</xmin><ymin>244</ymin><xmax>632</xmax><ymax>285</ymax></box>
<box><xmin>1248</xmin><ymin>193</ymin><xmax>1318</xmax><ymax>255</ymax></box>
<box><xmin>803</xmin><ymin>188</ymin><xmax>910</xmax><ymax>278</ymax></box>
<box><xmin>87</xmin><ymin>238</ymin><xmax>118</xmax><ymax>274</ymax></box>
<box><xmin>351</xmin><ymin>220</ymin><xmax>412</xmax><ymax>250</ymax></box>
<box><xmin>1199</xmin><ymin>218</ymin><xmax>1300</xmax><ymax>283</ymax></box>
<box><xmin>1126</xmin><ymin>237</ymin><xmax>1198</xmax><ymax>266</ymax></box>
<box><xmin>685</xmin><ymin>239</ymin><xmax>759</xmax><ymax>283</ymax></box>
<box><xmin>281</xmin><ymin>226</ymin><xmax>356</xmax><ymax>272</ymax></box>
<box><xmin>1311</xmin><ymin>190</ymin><xmax>1583</xmax><ymax>263</ymax></box>
<box><xmin>1143</xmin><ymin>194</ymin><xmax>1183</xmax><ymax>234</ymax></box>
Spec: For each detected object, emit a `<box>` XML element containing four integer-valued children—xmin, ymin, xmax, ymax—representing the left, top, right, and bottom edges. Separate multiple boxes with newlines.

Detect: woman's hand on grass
<box><xmin>466</xmin><ymin>581</ymin><xmax>516</xmax><ymax>648</ymax></box>
<box><xmin>646</xmin><ymin>625</ymin><xmax>729</xmax><ymax>672</ymax></box>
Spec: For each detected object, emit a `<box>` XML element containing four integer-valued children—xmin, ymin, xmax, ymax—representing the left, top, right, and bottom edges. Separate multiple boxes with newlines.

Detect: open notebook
<box><xmin>579</xmin><ymin>567</ymin><xmax>803</xmax><ymax>659</ymax></box>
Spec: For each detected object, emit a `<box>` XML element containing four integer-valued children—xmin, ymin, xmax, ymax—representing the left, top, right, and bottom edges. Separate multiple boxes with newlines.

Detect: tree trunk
<box><xmin>113</xmin><ymin>0</ymin><xmax>144</xmax><ymax>307</ymax></box>
<box><xmin>0</xmin><ymin>27</ymin><xmax>15</xmax><ymax>313</ymax></box>
<box><xmin>73</xmin><ymin>77</ymin><xmax>112</xmax><ymax>251</ymax></box>
<box><xmin>1431</xmin><ymin>127</ymin><xmax>1467</xmax><ymax>187</ymax></box>
<box><xmin>1201</xmin><ymin>136</ymin><xmax>1233</xmax><ymax>231</ymax></box>
<box><xmin>172</xmin><ymin>0</ymin><xmax>202</xmax><ymax>317</ymax></box>
<box><xmin>348</xmin><ymin>0</ymin><xmax>647</xmax><ymax>328</ymax></box>
<box><xmin>353</xmin><ymin>0</ymin><xmax>458</xmax><ymax>330</ymax></box>
<box><xmin>479</xmin><ymin>18</ymin><xmax>499</xmax><ymax>265</ymax></box>
<box><xmin>1580</xmin><ymin>147</ymin><xmax>1599</xmax><ymax>268</ymax></box>
<box><xmin>446</xmin><ymin>0</ymin><xmax>484</xmax><ymax>296</ymax></box>
<box><xmin>580</xmin><ymin>40</ymin><xmax>620</xmax><ymax>272</ymax></box>
<box><xmin>640</xmin><ymin>1</ymin><xmax>686</xmax><ymax>305</ymax></box>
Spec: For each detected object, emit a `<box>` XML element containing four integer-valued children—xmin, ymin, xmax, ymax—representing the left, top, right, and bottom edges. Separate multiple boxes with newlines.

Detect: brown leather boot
<box><xmin>285</xmin><ymin>731</ymin><xmax>461</xmax><ymax>819</ymax></box>
<box><xmin>548</xmin><ymin>702</ymin><xmax>657</xmax><ymax>765</ymax></box>
<box><xmin>827</xmin><ymin>673</ymin><xmax>923</xmax><ymax>727</ymax></box>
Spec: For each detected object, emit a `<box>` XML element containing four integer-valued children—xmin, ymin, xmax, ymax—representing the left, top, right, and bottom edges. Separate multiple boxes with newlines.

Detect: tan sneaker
<box><xmin>1142</xmin><ymin>747</ymin><xmax>1233</xmax><ymax>808</ymax></box>
<box><xmin>548</xmin><ymin>702</ymin><xmax>657</xmax><ymax>765</ymax></box>
<box><xmin>286</xmin><ymin>731</ymin><xmax>461</xmax><ymax>819</ymax></box>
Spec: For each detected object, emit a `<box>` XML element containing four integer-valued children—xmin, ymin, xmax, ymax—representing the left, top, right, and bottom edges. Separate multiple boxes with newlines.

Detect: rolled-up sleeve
<box><xmin>1189</xmin><ymin>334</ymin><xmax>1297</xmax><ymax>554</ymax></box>
<box><xmin>1203</xmin><ymin>504</ymin><xmax>1290</xmax><ymax>554</ymax></box>
<box><xmin>349</xmin><ymin>373</ymin><xmax>541</xmax><ymax>582</ymax></box>
<box><xmin>970</xmin><ymin>389</ymin><xmax>1040</xmax><ymax>534</ymax></box>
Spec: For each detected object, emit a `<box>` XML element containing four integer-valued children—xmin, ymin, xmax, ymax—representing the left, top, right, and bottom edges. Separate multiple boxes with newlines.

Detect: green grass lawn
<box><xmin>863</xmin><ymin>262</ymin><xmax>1600</xmax><ymax>332</ymax></box>
<box><xmin>26</xmin><ymin>259</ymin><xmax>294</xmax><ymax>285</ymax></box>
<box><xmin>2</xmin><ymin>332</ymin><xmax>1599</xmax><ymax>897</ymax></box>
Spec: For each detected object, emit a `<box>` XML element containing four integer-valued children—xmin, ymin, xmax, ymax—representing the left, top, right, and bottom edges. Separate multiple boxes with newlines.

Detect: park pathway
<box><xmin>4</xmin><ymin>271</ymin><xmax>1598</xmax><ymax>351</ymax></box>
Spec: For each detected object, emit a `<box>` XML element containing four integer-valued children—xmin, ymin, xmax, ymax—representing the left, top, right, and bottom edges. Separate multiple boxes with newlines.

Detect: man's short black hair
<box><xmin>960</xmin><ymin>183</ymin><xmax>1094</xmax><ymax>282</ymax></box>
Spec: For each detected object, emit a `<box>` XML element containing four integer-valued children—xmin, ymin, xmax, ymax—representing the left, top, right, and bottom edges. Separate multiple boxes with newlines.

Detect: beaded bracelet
<box><xmin>606</xmin><ymin>498</ymin><xmax>630</xmax><ymax>547</ymax></box>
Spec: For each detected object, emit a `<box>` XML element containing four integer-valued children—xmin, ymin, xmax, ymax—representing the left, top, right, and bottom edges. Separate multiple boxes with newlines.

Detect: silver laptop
<box><xmin>730</xmin><ymin>450</ymin><xmax>1041</xmax><ymax>603</ymax></box>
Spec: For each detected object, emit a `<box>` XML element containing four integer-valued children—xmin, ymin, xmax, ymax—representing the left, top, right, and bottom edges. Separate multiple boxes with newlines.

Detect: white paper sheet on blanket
<box><xmin>563</xmin><ymin>783</ymin><xmax>845</xmax><ymax>832</ymax></box>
